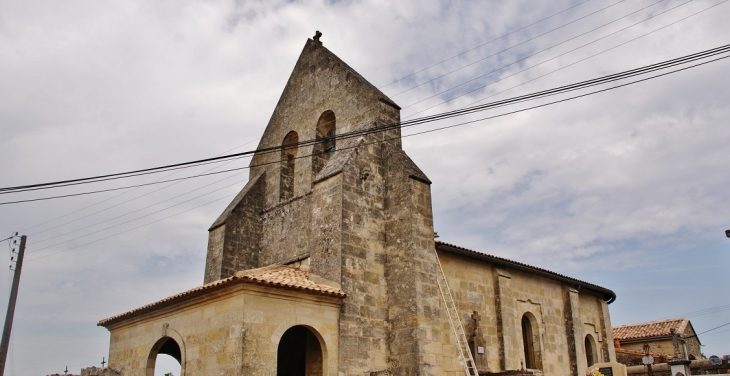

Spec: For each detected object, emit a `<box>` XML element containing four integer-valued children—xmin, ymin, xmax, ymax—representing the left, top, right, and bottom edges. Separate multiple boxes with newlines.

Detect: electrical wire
<box><xmin>685</xmin><ymin>323</ymin><xmax>730</xmax><ymax>339</ymax></box>
<box><xmin>0</xmin><ymin>2</ymin><xmax>634</xmax><ymax>196</ymax></box>
<box><xmin>22</xmin><ymin>49</ymin><xmax>730</xmax><ymax>260</ymax></box>
<box><xmin>27</xmin><ymin>176</ymin><xmax>249</xmax><ymax>254</ymax></box>
<box><xmin>389</xmin><ymin>0</ymin><xmax>629</xmax><ymax>97</ymax></box>
<box><xmin>459</xmin><ymin>0</ymin><xmax>727</xmax><ymax>109</ymax></box>
<box><xmin>25</xmin><ymin>194</ymin><xmax>234</xmax><ymax>262</ymax></box>
<box><xmin>19</xmin><ymin>138</ymin><xmax>259</xmax><ymax>234</ymax></box>
<box><xmin>400</xmin><ymin>54</ymin><xmax>730</xmax><ymax>140</ymax></box>
<box><xmin>27</xmin><ymin>150</ymin><xmax>252</xmax><ymax>238</ymax></box>
<box><xmin>2</xmin><ymin>43</ymin><xmax>728</xmax><ymax>205</ymax></box>
<box><xmin>0</xmin><ymin>6</ymin><xmax>713</xmax><ymax>198</ymax></box>
<box><xmin>18</xmin><ymin>2</ymin><xmax>605</xmax><ymax>234</ymax></box>
<box><xmin>29</xmin><ymin>171</ymin><xmax>249</xmax><ymax>246</ymax></box>
<box><xmin>402</xmin><ymin>0</ymin><xmax>695</xmax><ymax>118</ymax></box>
<box><xmin>24</xmin><ymin>141</ymin><xmax>255</xmax><ymax>245</ymax></box>
<box><xmin>659</xmin><ymin>302</ymin><xmax>730</xmax><ymax>320</ymax></box>
<box><xmin>380</xmin><ymin>0</ymin><xmax>595</xmax><ymax>88</ymax></box>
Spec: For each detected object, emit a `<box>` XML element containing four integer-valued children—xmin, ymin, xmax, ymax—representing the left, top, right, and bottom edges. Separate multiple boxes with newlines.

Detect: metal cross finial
<box><xmin>313</xmin><ymin>30</ymin><xmax>322</xmax><ymax>42</ymax></box>
<box><xmin>64</xmin><ymin>365</ymin><xmax>68</xmax><ymax>375</ymax></box>
<box><xmin>101</xmin><ymin>356</ymin><xmax>106</xmax><ymax>367</ymax></box>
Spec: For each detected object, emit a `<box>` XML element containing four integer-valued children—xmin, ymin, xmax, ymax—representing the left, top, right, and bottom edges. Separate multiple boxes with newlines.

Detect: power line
<box><xmin>400</xmin><ymin>53</ymin><xmax>730</xmax><ymax>141</ymax></box>
<box><xmin>9</xmin><ymin>1</ymin><xmax>715</xmax><ymax>249</ymax></box>
<box><xmin>27</xmin><ymin>176</ymin><xmax>249</xmax><ymax>254</ymax></box>
<box><xmin>4</xmin><ymin>4</ymin><xmax>613</xmax><ymax>195</ymax></box>
<box><xmin>389</xmin><ymin>0</ymin><xmax>629</xmax><ymax>97</ymax></box>
<box><xmin>459</xmin><ymin>0</ymin><xmax>727</xmax><ymax>109</ymax></box>
<box><xmin>8</xmin><ymin>2</ymin><xmax>602</xmax><ymax>196</ymax></box>
<box><xmin>660</xmin><ymin>302</ymin><xmax>730</xmax><ymax>321</ymax></box>
<box><xmin>22</xmin><ymin>48</ymin><xmax>730</xmax><ymax>260</ymax></box>
<box><xmin>0</xmin><ymin>5</ymin><xmax>713</xmax><ymax>198</ymax></box>
<box><xmin>1</xmin><ymin>42</ymin><xmax>728</xmax><ymax>205</ymax></box>
<box><xmin>0</xmin><ymin>156</ymin><xmax>245</xmax><ymax>195</ymax></box>
<box><xmin>380</xmin><ymin>0</ymin><xmax>595</xmax><ymax>88</ymax></box>
<box><xmin>0</xmin><ymin>164</ymin><xmax>251</xmax><ymax>205</ymax></box>
<box><xmin>29</xmin><ymin>170</ymin><xmax>250</xmax><ymax>246</ymax></box>
<box><xmin>23</xmin><ymin>156</ymin><xmax>251</xmax><ymax>238</ymax></box>
<box><xmin>686</xmin><ymin>322</ymin><xmax>730</xmax><ymax>339</ymax></box>
<box><xmin>402</xmin><ymin>0</ymin><xmax>697</xmax><ymax>119</ymax></box>
<box><xmin>19</xmin><ymin>138</ymin><xmax>259</xmax><ymax>234</ymax></box>
<box><xmin>24</xmin><ymin>195</ymin><xmax>234</xmax><ymax>262</ymax></box>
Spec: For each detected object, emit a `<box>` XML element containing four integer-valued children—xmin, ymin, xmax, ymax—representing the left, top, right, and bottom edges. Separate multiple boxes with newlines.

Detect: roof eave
<box><xmin>98</xmin><ymin>274</ymin><xmax>346</xmax><ymax>328</ymax></box>
<box><xmin>436</xmin><ymin>242</ymin><xmax>617</xmax><ymax>304</ymax></box>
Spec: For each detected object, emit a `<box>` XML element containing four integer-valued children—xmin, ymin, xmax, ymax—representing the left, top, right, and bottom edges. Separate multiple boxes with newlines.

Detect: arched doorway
<box><xmin>147</xmin><ymin>337</ymin><xmax>182</xmax><ymax>376</ymax></box>
<box><xmin>277</xmin><ymin>325</ymin><xmax>324</xmax><ymax>376</ymax></box>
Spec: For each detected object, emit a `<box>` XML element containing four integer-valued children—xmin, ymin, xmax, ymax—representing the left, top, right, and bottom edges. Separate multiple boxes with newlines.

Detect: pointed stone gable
<box><xmin>247</xmin><ymin>38</ymin><xmax>403</xmax><ymax>207</ymax></box>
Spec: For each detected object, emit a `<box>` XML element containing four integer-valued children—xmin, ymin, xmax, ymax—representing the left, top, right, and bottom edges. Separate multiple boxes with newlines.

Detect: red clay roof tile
<box><xmin>98</xmin><ymin>265</ymin><xmax>344</xmax><ymax>327</ymax></box>
<box><xmin>613</xmin><ymin>318</ymin><xmax>690</xmax><ymax>341</ymax></box>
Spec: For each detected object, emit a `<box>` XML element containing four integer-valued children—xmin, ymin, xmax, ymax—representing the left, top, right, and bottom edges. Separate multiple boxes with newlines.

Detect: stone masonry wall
<box><xmin>260</xmin><ymin>194</ymin><xmax>315</xmax><ymax>265</ymax></box>
<box><xmin>106</xmin><ymin>285</ymin><xmax>340</xmax><ymax>376</ymax></box>
<box><xmin>434</xmin><ymin>250</ymin><xmax>499</xmax><ymax>373</ymax></box>
<box><xmin>438</xmin><ymin>251</ymin><xmax>614</xmax><ymax>376</ymax></box>
<box><xmin>204</xmin><ymin>173</ymin><xmax>265</xmax><ymax>284</ymax></box>
<box><xmin>336</xmin><ymin>139</ymin><xmax>390</xmax><ymax>374</ymax></box>
<box><xmin>247</xmin><ymin>39</ymin><xmax>401</xmax><ymax>210</ymax></box>
<box><xmin>383</xmin><ymin>144</ymin><xmax>454</xmax><ymax>375</ymax></box>
<box><xmin>578</xmin><ymin>292</ymin><xmax>614</xmax><ymax>367</ymax></box>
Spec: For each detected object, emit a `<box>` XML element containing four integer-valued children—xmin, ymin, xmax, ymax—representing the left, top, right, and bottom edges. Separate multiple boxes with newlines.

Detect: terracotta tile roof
<box><xmin>98</xmin><ymin>265</ymin><xmax>345</xmax><ymax>327</ymax></box>
<box><xmin>435</xmin><ymin>241</ymin><xmax>616</xmax><ymax>303</ymax></box>
<box><xmin>613</xmin><ymin>318</ymin><xmax>690</xmax><ymax>341</ymax></box>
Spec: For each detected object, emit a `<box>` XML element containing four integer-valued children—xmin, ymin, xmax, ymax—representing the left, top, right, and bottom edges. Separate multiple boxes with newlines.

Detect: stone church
<box><xmin>98</xmin><ymin>35</ymin><xmax>618</xmax><ymax>376</ymax></box>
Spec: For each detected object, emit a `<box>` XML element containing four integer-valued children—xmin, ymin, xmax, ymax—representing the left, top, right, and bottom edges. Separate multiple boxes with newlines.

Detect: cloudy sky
<box><xmin>1</xmin><ymin>0</ymin><xmax>729</xmax><ymax>374</ymax></box>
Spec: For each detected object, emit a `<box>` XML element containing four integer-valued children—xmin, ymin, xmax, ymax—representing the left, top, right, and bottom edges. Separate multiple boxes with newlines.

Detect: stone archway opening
<box><xmin>147</xmin><ymin>337</ymin><xmax>182</xmax><ymax>376</ymax></box>
<box><xmin>277</xmin><ymin>325</ymin><xmax>324</xmax><ymax>376</ymax></box>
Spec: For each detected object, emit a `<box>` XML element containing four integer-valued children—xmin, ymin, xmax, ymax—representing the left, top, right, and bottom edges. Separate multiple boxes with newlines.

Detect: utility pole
<box><xmin>0</xmin><ymin>234</ymin><xmax>26</xmax><ymax>375</ymax></box>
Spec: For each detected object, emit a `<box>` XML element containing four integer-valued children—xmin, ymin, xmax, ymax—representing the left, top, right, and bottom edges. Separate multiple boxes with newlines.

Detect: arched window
<box><xmin>277</xmin><ymin>325</ymin><xmax>324</xmax><ymax>376</ymax></box>
<box><xmin>280</xmin><ymin>131</ymin><xmax>298</xmax><ymax>201</ymax></box>
<box><xmin>312</xmin><ymin>111</ymin><xmax>336</xmax><ymax>178</ymax></box>
<box><xmin>521</xmin><ymin>313</ymin><xmax>542</xmax><ymax>370</ymax></box>
<box><xmin>585</xmin><ymin>335</ymin><xmax>597</xmax><ymax>367</ymax></box>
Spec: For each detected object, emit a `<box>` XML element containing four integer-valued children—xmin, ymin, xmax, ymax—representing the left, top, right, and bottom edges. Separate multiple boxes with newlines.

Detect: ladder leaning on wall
<box><xmin>433</xmin><ymin>249</ymin><xmax>479</xmax><ymax>376</ymax></box>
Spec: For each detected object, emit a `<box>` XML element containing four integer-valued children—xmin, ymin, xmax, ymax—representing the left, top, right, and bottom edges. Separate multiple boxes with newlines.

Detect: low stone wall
<box><xmin>626</xmin><ymin>358</ymin><xmax>730</xmax><ymax>375</ymax></box>
<box><xmin>80</xmin><ymin>367</ymin><xmax>122</xmax><ymax>376</ymax></box>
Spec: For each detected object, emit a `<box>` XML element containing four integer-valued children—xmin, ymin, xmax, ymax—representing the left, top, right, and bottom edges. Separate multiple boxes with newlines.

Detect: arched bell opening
<box><xmin>312</xmin><ymin>111</ymin><xmax>336</xmax><ymax>179</ymax></box>
<box><xmin>280</xmin><ymin>131</ymin><xmax>299</xmax><ymax>201</ymax></box>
